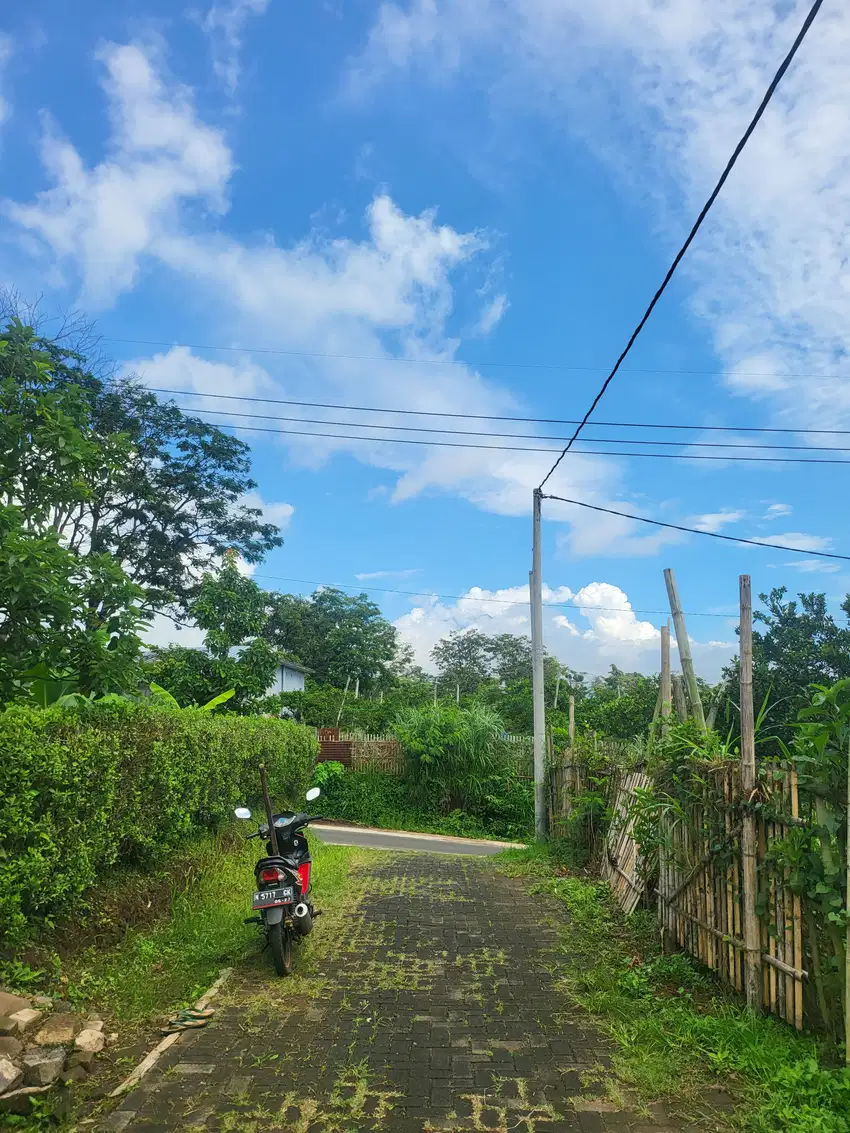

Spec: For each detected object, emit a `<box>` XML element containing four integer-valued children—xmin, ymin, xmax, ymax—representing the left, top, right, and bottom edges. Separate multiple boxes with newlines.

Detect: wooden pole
<box><xmin>660</xmin><ymin>621</ymin><xmax>672</xmax><ymax>738</ymax></box>
<box><xmin>354</xmin><ymin>678</ymin><xmax>360</xmax><ymax>700</ymax></box>
<box><xmin>664</xmin><ymin>568</ymin><xmax>706</xmax><ymax>730</ymax></box>
<box><xmin>672</xmin><ymin>673</ymin><xmax>688</xmax><ymax>722</ymax></box>
<box><xmin>568</xmin><ymin>694</ymin><xmax>575</xmax><ymax>751</ymax></box>
<box><xmin>739</xmin><ymin>574</ymin><xmax>762</xmax><ymax>1011</ymax></box>
<box><xmin>553</xmin><ymin>674</ymin><xmax>562</xmax><ymax>711</ymax></box>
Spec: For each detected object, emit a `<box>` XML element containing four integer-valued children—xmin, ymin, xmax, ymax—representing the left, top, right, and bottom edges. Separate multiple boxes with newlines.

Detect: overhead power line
<box><xmin>542</xmin><ymin>494</ymin><xmax>848</xmax><ymax>562</ymax></box>
<box><xmin>538</xmin><ymin>0</ymin><xmax>825</xmax><ymax>490</ymax></box>
<box><xmin>198</xmin><ymin>418</ymin><xmax>850</xmax><ymax>465</ymax></box>
<box><xmin>149</xmin><ymin>388</ymin><xmax>850</xmax><ymax>437</ymax></box>
<box><xmin>113</xmin><ymin>339</ymin><xmax>850</xmax><ymax>384</ymax></box>
<box><xmin>251</xmin><ymin>572</ymin><xmax>733</xmax><ymax>619</ymax></box>
<box><xmin>167</xmin><ymin>404</ymin><xmax>850</xmax><ymax>453</ymax></box>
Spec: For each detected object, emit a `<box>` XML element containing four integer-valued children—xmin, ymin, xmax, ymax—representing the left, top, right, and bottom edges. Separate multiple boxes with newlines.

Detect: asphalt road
<box><xmin>311</xmin><ymin>822</ymin><xmax>525</xmax><ymax>856</ymax></box>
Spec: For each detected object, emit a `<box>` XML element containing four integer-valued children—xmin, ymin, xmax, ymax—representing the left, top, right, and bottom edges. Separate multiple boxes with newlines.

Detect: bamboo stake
<box><xmin>791</xmin><ymin>770</ymin><xmax>804</xmax><ymax>1031</ymax></box>
<box><xmin>660</xmin><ymin>622</ymin><xmax>672</xmax><ymax>738</ymax></box>
<box><xmin>672</xmin><ymin>673</ymin><xmax>688</xmax><ymax>722</ymax></box>
<box><xmin>739</xmin><ymin>574</ymin><xmax>762</xmax><ymax>1011</ymax></box>
<box><xmin>664</xmin><ymin>568</ymin><xmax>706</xmax><ymax>729</ymax></box>
<box><xmin>569</xmin><ymin>694</ymin><xmax>575</xmax><ymax>750</ymax></box>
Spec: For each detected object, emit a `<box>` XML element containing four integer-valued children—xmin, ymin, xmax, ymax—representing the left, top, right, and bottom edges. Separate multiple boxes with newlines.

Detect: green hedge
<box><xmin>0</xmin><ymin>702</ymin><xmax>317</xmax><ymax>946</ymax></box>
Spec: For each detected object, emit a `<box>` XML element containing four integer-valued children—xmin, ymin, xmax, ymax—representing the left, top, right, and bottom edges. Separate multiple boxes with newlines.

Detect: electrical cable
<box><xmin>148</xmin><ymin>386</ymin><xmax>850</xmax><ymax>437</ymax></box>
<box><xmin>538</xmin><ymin>0</ymin><xmax>825</xmax><ymax>490</ymax></box>
<box><xmin>250</xmin><ymin>572</ymin><xmax>734</xmax><ymax>619</ymax></box>
<box><xmin>159</xmin><ymin>403</ymin><xmax>850</xmax><ymax>453</ymax></box>
<box><xmin>195</xmin><ymin>418</ymin><xmax>850</xmax><ymax>464</ymax></box>
<box><xmin>542</xmin><ymin>494</ymin><xmax>847</xmax><ymax>561</ymax></box>
<box><xmin>110</xmin><ymin>338</ymin><xmax>850</xmax><ymax>384</ymax></box>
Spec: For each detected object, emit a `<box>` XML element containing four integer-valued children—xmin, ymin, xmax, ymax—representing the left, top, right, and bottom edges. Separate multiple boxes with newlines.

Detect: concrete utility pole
<box><xmin>530</xmin><ymin>489</ymin><xmax>547</xmax><ymax>841</ymax></box>
<box><xmin>739</xmin><ymin>574</ymin><xmax>762</xmax><ymax>1011</ymax></box>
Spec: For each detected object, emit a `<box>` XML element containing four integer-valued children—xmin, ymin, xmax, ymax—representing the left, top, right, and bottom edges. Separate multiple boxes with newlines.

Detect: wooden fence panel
<box><xmin>603</xmin><ymin>769</ymin><xmax>651</xmax><ymax>914</ymax></box>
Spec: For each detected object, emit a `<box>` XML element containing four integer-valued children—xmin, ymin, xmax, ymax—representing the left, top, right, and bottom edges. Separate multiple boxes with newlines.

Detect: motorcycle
<box><xmin>234</xmin><ymin>770</ymin><xmax>324</xmax><ymax>976</ymax></box>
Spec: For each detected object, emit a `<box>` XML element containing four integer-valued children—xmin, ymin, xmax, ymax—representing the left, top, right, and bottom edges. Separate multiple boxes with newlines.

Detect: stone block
<box><xmin>0</xmin><ymin>1084</ymin><xmax>51</xmax><ymax>1115</ymax></box>
<box><xmin>34</xmin><ymin>1013</ymin><xmax>78</xmax><ymax>1045</ymax></box>
<box><xmin>8</xmin><ymin>1008</ymin><xmax>42</xmax><ymax>1033</ymax></box>
<box><xmin>22</xmin><ymin>1046</ymin><xmax>66</xmax><ymax>1087</ymax></box>
<box><xmin>0</xmin><ymin>1037</ymin><xmax>22</xmax><ymax>1060</ymax></box>
<box><xmin>74</xmin><ymin>1028</ymin><xmax>106</xmax><ymax>1054</ymax></box>
<box><xmin>0</xmin><ymin>1056</ymin><xmax>23</xmax><ymax>1096</ymax></box>
<box><xmin>0</xmin><ymin>991</ymin><xmax>31</xmax><ymax>1018</ymax></box>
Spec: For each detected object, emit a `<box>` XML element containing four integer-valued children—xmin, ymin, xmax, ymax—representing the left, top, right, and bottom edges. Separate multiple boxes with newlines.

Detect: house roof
<box><xmin>279</xmin><ymin>659</ymin><xmax>310</xmax><ymax>675</ymax></box>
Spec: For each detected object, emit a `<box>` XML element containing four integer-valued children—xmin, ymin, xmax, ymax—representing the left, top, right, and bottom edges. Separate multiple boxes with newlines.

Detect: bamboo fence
<box><xmin>603</xmin><ymin>768</ymin><xmax>651</xmax><ymax>915</ymax></box>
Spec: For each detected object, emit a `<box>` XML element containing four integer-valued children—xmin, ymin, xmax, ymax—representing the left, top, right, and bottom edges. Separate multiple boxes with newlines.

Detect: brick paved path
<box><xmin>101</xmin><ymin>855</ymin><xmax>698</xmax><ymax>1133</ymax></box>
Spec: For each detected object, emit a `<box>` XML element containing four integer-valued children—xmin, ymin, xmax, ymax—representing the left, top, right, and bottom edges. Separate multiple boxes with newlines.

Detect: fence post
<box><xmin>739</xmin><ymin>574</ymin><xmax>762</xmax><ymax>1011</ymax></box>
<box><xmin>568</xmin><ymin>694</ymin><xmax>575</xmax><ymax>750</ymax></box>
<box><xmin>672</xmin><ymin>673</ymin><xmax>688</xmax><ymax>722</ymax></box>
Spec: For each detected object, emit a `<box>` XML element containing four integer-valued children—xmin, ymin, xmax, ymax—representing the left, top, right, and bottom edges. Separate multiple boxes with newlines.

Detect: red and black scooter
<box><xmin>234</xmin><ymin>769</ymin><xmax>323</xmax><ymax>976</ymax></box>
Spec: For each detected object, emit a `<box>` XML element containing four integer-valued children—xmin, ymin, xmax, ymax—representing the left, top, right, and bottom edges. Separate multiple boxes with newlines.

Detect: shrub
<box><xmin>0</xmin><ymin>701</ymin><xmax>317</xmax><ymax>946</ymax></box>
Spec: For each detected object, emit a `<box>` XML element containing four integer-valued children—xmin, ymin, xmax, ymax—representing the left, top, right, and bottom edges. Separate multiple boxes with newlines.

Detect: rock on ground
<box><xmin>0</xmin><ymin>1056</ymin><xmax>23</xmax><ymax>1096</ymax></box>
<box><xmin>0</xmin><ymin>1037</ymin><xmax>23</xmax><ymax>1059</ymax></box>
<box><xmin>8</xmin><ymin>1008</ymin><xmax>41</xmax><ymax>1033</ymax></box>
<box><xmin>0</xmin><ymin>991</ymin><xmax>31</xmax><ymax>1018</ymax></box>
<box><xmin>0</xmin><ymin>1084</ymin><xmax>51</xmax><ymax>1115</ymax></box>
<box><xmin>22</xmin><ymin>1047</ymin><xmax>66</xmax><ymax>1087</ymax></box>
<box><xmin>34</xmin><ymin>1012</ymin><xmax>79</xmax><ymax>1046</ymax></box>
<box><xmin>75</xmin><ymin>1028</ymin><xmax>106</xmax><ymax>1054</ymax></box>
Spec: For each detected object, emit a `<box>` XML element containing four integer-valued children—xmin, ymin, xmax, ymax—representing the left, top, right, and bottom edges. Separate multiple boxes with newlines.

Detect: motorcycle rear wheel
<box><xmin>268</xmin><ymin>921</ymin><xmax>293</xmax><ymax>976</ymax></box>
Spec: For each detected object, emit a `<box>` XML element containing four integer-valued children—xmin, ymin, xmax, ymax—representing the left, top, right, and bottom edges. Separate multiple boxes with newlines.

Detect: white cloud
<box><xmin>355</xmin><ymin>568</ymin><xmax>421</xmax><ymax>580</ymax></box>
<box><xmin>775</xmin><ymin>558</ymin><xmax>840</xmax><ymax>574</ymax></box>
<box><xmin>394</xmin><ymin>578</ymin><xmax>732</xmax><ymax>677</ymax></box>
<box><xmin>350</xmin><ymin>1</ymin><xmax>850</xmax><ymax>435</ymax></box>
<box><xmin>760</xmin><ymin>531</ymin><xmax>832</xmax><ymax>552</ymax></box>
<box><xmin>690</xmin><ymin>509</ymin><xmax>746</xmax><ymax>534</ymax></box>
<box><xmin>474</xmin><ymin>292</ymin><xmax>508</xmax><ymax>335</ymax></box>
<box><xmin>764</xmin><ymin>502</ymin><xmax>793</xmax><ymax>519</ymax></box>
<box><xmin>4</xmin><ymin>38</ymin><xmax>682</xmax><ymax>558</ymax></box>
<box><xmin>198</xmin><ymin>0</ymin><xmax>270</xmax><ymax>95</ymax></box>
<box><xmin>5</xmin><ymin>42</ymin><xmax>232</xmax><ymax>305</ymax></box>
<box><xmin>241</xmin><ymin>490</ymin><xmax>294</xmax><ymax>532</ymax></box>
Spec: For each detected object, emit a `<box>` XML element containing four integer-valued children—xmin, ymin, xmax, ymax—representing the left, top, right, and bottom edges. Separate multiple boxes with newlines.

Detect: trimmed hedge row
<box><xmin>0</xmin><ymin>702</ymin><xmax>318</xmax><ymax>945</ymax></box>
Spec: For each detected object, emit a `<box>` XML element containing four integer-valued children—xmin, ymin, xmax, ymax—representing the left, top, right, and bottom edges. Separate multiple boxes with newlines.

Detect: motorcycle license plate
<box><xmin>252</xmin><ymin>886</ymin><xmax>294</xmax><ymax>909</ymax></box>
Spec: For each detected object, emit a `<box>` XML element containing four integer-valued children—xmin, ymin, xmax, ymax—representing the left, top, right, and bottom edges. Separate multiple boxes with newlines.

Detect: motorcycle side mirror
<box><xmin>234</xmin><ymin>806</ymin><xmax>252</xmax><ymax>820</ymax></box>
<box><xmin>305</xmin><ymin>787</ymin><xmax>321</xmax><ymax>802</ymax></box>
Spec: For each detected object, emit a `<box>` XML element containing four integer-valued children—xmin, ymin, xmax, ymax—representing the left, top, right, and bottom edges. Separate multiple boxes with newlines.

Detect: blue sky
<box><xmin>2</xmin><ymin>0</ymin><xmax>848</xmax><ymax>679</ymax></box>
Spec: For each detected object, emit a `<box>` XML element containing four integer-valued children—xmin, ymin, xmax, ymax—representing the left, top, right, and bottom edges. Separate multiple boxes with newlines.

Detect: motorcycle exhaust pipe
<box><xmin>292</xmin><ymin>902</ymin><xmax>313</xmax><ymax>936</ymax></box>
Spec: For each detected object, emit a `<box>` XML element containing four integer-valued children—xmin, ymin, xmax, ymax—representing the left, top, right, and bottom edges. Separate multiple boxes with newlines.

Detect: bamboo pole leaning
<box><xmin>664</xmin><ymin>567</ymin><xmax>706</xmax><ymax>730</ymax></box>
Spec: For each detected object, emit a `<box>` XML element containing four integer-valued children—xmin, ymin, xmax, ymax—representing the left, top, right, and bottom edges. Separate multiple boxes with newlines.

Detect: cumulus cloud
<box><xmin>3</xmin><ymin>37</ymin><xmax>684</xmax><ymax>558</ymax></box>
<box><xmin>394</xmin><ymin>579</ymin><xmax>732</xmax><ymax>678</ymax></box>
<box><xmin>5</xmin><ymin>42</ymin><xmax>232</xmax><ymax>305</ymax></box>
<box><xmin>764</xmin><ymin>502</ymin><xmax>793</xmax><ymax>519</ymax></box>
<box><xmin>350</xmin><ymin>1</ymin><xmax>850</xmax><ymax>435</ymax></box>
<box><xmin>198</xmin><ymin>0</ymin><xmax>270</xmax><ymax>95</ymax></box>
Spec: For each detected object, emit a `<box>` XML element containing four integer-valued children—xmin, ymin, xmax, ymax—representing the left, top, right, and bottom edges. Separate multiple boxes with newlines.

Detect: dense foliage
<box><xmin>0</xmin><ymin>701</ymin><xmax>317</xmax><ymax>946</ymax></box>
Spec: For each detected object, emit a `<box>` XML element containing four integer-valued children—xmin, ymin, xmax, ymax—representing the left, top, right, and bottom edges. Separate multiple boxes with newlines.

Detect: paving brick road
<box><xmin>99</xmin><ymin>856</ymin><xmax>709</xmax><ymax>1133</ymax></box>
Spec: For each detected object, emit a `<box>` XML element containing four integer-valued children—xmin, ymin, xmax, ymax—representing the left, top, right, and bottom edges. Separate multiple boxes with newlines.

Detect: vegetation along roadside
<box><xmin>497</xmin><ymin>845</ymin><xmax>850</xmax><ymax>1133</ymax></box>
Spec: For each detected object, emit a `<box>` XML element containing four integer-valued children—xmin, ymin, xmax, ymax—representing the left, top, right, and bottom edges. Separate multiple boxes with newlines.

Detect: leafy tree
<box><xmin>0</xmin><ymin>325</ymin><xmax>146</xmax><ymax>701</ymax></box>
<box><xmin>431</xmin><ymin>629</ymin><xmax>493</xmax><ymax>696</ymax></box>
<box><xmin>722</xmin><ymin>587</ymin><xmax>850</xmax><ymax>749</ymax></box>
<box><xmin>487</xmin><ymin>634</ymin><xmax>532</xmax><ymax>684</ymax></box>
<box><xmin>577</xmin><ymin>666</ymin><xmax>660</xmax><ymax>739</ymax></box>
<box><xmin>145</xmin><ymin>554</ymin><xmax>280</xmax><ymax>709</ymax></box>
<box><xmin>2</xmin><ymin>319</ymin><xmax>282</xmax><ymax>619</ymax></box>
<box><xmin>264</xmin><ymin>587</ymin><xmax>400</xmax><ymax>692</ymax></box>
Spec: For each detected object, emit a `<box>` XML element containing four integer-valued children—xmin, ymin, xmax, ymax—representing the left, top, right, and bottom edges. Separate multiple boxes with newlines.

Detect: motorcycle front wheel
<box><xmin>268</xmin><ymin>921</ymin><xmax>293</xmax><ymax>976</ymax></box>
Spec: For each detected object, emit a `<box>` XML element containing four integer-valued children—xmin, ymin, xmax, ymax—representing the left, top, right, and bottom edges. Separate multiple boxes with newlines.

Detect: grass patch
<box><xmin>496</xmin><ymin>847</ymin><xmax>850</xmax><ymax>1133</ymax></box>
<box><xmin>2</xmin><ymin>829</ymin><xmax>367</xmax><ymax>1027</ymax></box>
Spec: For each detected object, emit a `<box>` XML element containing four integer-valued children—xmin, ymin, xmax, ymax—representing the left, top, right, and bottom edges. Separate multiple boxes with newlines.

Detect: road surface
<box><xmin>311</xmin><ymin>822</ymin><xmax>525</xmax><ymax>856</ymax></box>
